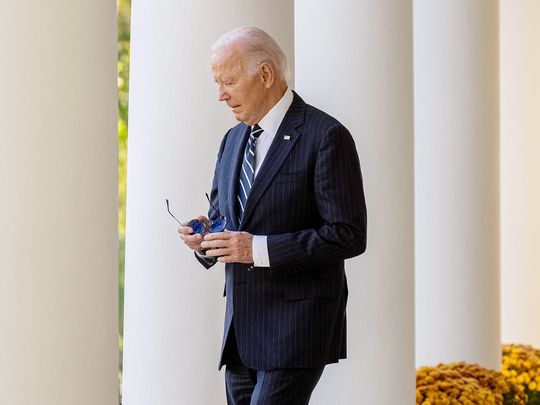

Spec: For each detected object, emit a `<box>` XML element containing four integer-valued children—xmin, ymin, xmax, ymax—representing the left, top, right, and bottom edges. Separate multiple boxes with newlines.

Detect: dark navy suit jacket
<box><xmin>196</xmin><ymin>92</ymin><xmax>367</xmax><ymax>371</ymax></box>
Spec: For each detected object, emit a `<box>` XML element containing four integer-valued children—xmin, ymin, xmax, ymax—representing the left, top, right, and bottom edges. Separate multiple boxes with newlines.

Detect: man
<box><xmin>178</xmin><ymin>26</ymin><xmax>367</xmax><ymax>405</ymax></box>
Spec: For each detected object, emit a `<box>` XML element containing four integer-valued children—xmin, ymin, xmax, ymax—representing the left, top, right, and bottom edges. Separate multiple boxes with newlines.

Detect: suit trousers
<box><xmin>223</xmin><ymin>321</ymin><xmax>325</xmax><ymax>405</ymax></box>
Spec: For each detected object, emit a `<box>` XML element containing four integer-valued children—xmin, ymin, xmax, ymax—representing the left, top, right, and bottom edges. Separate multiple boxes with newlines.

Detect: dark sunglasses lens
<box><xmin>209</xmin><ymin>217</ymin><xmax>227</xmax><ymax>233</ymax></box>
<box><xmin>187</xmin><ymin>219</ymin><xmax>206</xmax><ymax>234</ymax></box>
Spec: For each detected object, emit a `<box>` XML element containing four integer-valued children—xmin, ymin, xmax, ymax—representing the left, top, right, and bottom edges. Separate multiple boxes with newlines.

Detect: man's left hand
<box><xmin>201</xmin><ymin>230</ymin><xmax>254</xmax><ymax>264</ymax></box>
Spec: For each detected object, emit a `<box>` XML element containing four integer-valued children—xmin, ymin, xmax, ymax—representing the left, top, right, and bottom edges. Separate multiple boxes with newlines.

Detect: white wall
<box><xmin>414</xmin><ymin>0</ymin><xmax>501</xmax><ymax>370</ymax></box>
<box><xmin>500</xmin><ymin>0</ymin><xmax>540</xmax><ymax>348</ymax></box>
<box><xmin>0</xmin><ymin>1</ymin><xmax>119</xmax><ymax>404</ymax></box>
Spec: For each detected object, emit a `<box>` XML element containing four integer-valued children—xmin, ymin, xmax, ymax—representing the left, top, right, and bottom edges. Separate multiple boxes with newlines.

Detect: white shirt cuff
<box><xmin>252</xmin><ymin>235</ymin><xmax>270</xmax><ymax>267</ymax></box>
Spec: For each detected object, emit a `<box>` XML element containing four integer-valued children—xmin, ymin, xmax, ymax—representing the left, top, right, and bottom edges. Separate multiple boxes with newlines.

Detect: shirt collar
<box><xmin>257</xmin><ymin>87</ymin><xmax>294</xmax><ymax>137</ymax></box>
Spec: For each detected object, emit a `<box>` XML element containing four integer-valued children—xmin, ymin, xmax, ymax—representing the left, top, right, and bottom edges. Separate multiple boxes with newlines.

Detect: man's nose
<box><xmin>218</xmin><ymin>85</ymin><xmax>229</xmax><ymax>102</ymax></box>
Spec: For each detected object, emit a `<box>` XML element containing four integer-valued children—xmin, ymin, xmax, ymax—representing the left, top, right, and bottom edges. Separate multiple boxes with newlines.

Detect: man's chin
<box><xmin>232</xmin><ymin>112</ymin><xmax>255</xmax><ymax>125</ymax></box>
<box><xmin>233</xmin><ymin>113</ymin><xmax>245</xmax><ymax>123</ymax></box>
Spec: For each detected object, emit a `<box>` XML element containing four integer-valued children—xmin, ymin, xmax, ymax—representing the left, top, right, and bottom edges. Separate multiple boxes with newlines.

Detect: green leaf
<box><xmin>503</xmin><ymin>392</ymin><xmax>521</xmax><ymax>405</ymax></box>
<box><xmin>528</xmin><ymin>390</ymin><xmax>540</xmax><ymax>405</ymax></box>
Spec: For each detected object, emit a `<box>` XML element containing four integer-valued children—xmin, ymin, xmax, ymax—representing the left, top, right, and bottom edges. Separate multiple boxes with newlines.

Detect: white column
<box><xmin>122</xmin><ymin>1</ymin><xmax>293</xmax><ymax>404</ymax></box>
<box><xmin>500</xmin><ymin>1</ymin><xmax>540</xmax><ymax>348</ymax></box>
<box><xmin>0</xmin><ymin>2</ymin><xmax>119</xmax><ymax>405</ymax></box>
<box><xmin>295</xmin><ymin>1</ymin><xmax>415</xmax><ymax>404</ymax></box>
<box><xmin>414</xmin><ymin>1</ymin><xmax>500</xmax><ymax>370</ymax></box>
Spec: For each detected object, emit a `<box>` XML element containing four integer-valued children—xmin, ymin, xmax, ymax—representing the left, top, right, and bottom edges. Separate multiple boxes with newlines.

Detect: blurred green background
<box><xmin>117</xmin><ymin>0</ymin><xmax>130</xmax><ymax>395</ymax></box>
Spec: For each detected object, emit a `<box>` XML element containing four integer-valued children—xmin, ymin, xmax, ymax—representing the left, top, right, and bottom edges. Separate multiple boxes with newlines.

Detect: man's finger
<box><xmin>182</xmin><ymin>238</ymin><xmax>201</xmax><ymax>246</ymax></box>
<box><xmin>181</xmin><ymin>233</ymin><xmax>203</xmax><ymax>243</ymax></box>
<box><xmin>201</xmin><ymin>239</ymin><xmax>230</xmax><ymax>249</ymax></box>
<box><xmin>204</xmin><ymin>231</ymin><xmax>232</xmax><ymax>241</ymax></box>
<box><xmin>178</xmin><ymin>226</ymin><xmax>194</xmax><ymax>235</ymax></box>
<box><xmin>217</xmin><ymin>255</ymin><xmax>235</xmax><ymax>263</ymax></box>
<box><xmin>205</xmin><ymin>248</ymin><xmax>231</xmax><ymax>257</ymax></box>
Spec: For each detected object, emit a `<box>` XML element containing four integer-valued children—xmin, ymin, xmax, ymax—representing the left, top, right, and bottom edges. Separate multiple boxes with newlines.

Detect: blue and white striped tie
<box><xmin>237</xmin><ymin>124</ymin><xmax>263</xmax><ymax>222</ymax></box>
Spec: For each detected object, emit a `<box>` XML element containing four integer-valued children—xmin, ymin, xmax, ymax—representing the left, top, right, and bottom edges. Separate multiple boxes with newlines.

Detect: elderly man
<box><xmin>178</xmin><ymin>26</ymin><xmax>367</xmax><ymax>405</ymax></box>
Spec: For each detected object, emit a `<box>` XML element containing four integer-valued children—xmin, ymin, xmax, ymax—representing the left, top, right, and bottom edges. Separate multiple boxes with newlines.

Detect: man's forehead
<box><xmin>211</xmin><ymin>46</ymin><xmax>244</xmax><ymax>70</ymax></box>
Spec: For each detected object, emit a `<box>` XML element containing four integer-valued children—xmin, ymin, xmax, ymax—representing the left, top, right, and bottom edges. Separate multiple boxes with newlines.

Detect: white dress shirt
<box><xmin>251</xmin><ymin>87</ymin><xmax>294</xmax><ymax>267</ymax></box>
<box><xmin>198</xmin><ymin>88</ymin><xmax>294</xmax><ymax>267</ymax></box>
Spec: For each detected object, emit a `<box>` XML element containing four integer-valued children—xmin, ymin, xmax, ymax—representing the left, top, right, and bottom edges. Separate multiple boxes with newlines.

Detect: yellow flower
<box><xmin>416</xmin><ymin>361</ymin><xmax>525</xmax><ymax>405</ymax></box>
<box><xmin>502</xmin><ymin>343</ymin><xmax>540</xmax><ymax>403</ymax></box>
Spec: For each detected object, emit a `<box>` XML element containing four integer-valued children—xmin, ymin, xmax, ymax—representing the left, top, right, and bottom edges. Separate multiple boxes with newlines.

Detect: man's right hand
<box><xmin>178</xmin><ymin>215</ymin><xmax>208</xmax><ymax>251</ymax></box>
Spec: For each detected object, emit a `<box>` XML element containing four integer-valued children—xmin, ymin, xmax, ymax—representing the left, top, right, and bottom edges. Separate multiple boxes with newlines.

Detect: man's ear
<box><xmin>260</xmin><ymin>62</ymin><xmax>275</xmax><ymax>88</ymax></box>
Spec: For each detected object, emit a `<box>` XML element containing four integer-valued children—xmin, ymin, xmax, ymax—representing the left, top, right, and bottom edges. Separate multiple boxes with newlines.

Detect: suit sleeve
<box><xmin>193</xmin><ymin>129</ymin><xmax>231</xmax><ymax>269</ymax></box>
<box><xmin>266</xmin><ymin>124</ymin><xmax>367</xmax><ymax>277</ymax></box>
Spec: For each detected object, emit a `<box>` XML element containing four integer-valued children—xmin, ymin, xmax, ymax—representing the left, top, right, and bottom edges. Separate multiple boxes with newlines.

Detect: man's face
<box><xmin>211</xmin><ymin>47</ymin><xmax>268</xmax><ymax>125</ymax></box>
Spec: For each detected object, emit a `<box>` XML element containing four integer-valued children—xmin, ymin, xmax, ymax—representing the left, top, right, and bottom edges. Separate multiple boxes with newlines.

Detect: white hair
<box><xmin>212</xmin><ymin>26</ymin><xmax>289</xmax><ymax>81</ymax></box>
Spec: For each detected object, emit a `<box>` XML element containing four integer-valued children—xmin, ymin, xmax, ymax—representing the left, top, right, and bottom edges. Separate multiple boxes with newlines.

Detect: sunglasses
<box><xmin>165</xmin><ymin>193</ymin><xmax>227</xmax><ymax>234</ymax></box>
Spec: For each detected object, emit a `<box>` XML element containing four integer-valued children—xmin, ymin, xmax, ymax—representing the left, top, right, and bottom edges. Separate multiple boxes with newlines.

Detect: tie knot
<box><xmin>251</xmin><ymin>125</ymin><xmax>263</xmax><ymax>140</ymax></box>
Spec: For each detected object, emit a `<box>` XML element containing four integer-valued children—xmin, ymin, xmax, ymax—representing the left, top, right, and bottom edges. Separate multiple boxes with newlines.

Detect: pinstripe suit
<box><xmin>196</xmin><ymin>91</ymin><xmax>367</xmax><ymax>372</ymax></box>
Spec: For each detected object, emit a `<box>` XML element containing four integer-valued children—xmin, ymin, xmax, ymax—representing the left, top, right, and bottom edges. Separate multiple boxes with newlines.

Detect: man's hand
<box><xmin>201</xmin><ymin>230</ymin><xmax>254</xmax><ymax>264</ymax></box>
<box><xmin>178</xmin><ymin>215</ymin><xmax>208</xmax><ymax>251</ymax></box>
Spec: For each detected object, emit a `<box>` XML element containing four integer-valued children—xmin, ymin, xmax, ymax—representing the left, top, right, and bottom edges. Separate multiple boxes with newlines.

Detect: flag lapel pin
<box><xmin>283</xmin><ymin>134</ymin><xmax>290</xmax><ymax>140</ymax></box>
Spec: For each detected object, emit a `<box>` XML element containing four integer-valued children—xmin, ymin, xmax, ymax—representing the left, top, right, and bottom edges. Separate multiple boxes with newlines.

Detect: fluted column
<box><xmin>500</xmin><ymin>0</ymin><xmax>540</xmax><ymax>348</ymax></box>
<box><xmin>295</xmin><ymin>1</ymin><xmax>415</xmax><ymax>404</ymax></box>
<box><xmin>122</xmin><ymin>1</ymin><xmax>294</xmax><ymax>404</ymax></box>
<box><xmin>414</xmin><ymin>1</ymin><xmax>500</xmax><ymax>370</ymax></box>
<box><xmin>0</xmin><ymin>2</ymin><xmax>119</xmax><ymax>405</ymax></box>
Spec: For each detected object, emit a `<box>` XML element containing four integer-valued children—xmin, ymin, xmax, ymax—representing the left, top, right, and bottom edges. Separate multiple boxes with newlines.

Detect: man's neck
<box><xmin>255</xmin><ymin>82</ymin><xmax>288</xmax><ymax>124</ymax></box>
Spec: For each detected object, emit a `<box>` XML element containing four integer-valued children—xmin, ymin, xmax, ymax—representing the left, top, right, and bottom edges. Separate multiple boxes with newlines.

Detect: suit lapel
<box><xmin>226</xmin><ymin>124</ymin><xmax>250</xmax><ymax>230</ymax></box>
<box><xmin>240</xmin><ymin>94</ymin><xmax>305</xmax><ymax>228</ymax></box>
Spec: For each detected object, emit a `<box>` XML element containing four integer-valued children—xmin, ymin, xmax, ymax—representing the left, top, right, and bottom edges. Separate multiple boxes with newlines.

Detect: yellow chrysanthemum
<box><xmin>416</xmin><ymin>345</ymin><xmax>540</xmax><ymax>405</ymax></box>
<box><xmin>416</xmin><ymin>362</ymin><xmax>524</xmax><ymax>405</ymax></box>
<box><xmin>502</xmin><ymin>343</ymin><xmax>540</xmax><ymax>402</ymax></box>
